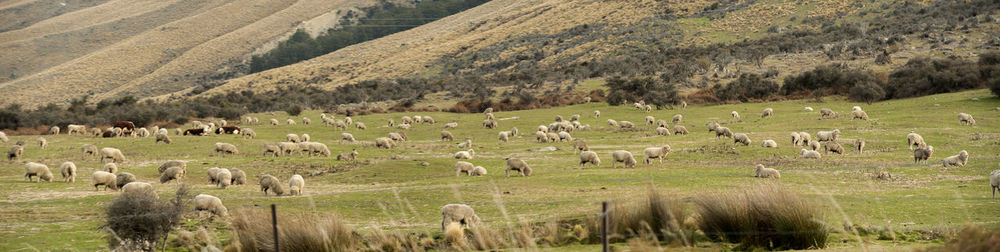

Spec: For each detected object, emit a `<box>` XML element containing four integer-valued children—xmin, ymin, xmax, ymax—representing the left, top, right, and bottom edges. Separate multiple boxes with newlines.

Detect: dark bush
<box><xmin>886</xmin><ymin>57</ymin><xmax>982</xmax><ymax>99</ymax></box>
<box><xmin>716</xmin><ymin>73</ymin><xmax>779</xmax><ymax>102</ymax></box>
<box><xmin>782</xmin><ymin>64</ymin><xmax>882</xmax><ymax>97</ymax></box>
<box><xmin>605</xmin><ymin>76</ymin><xmax>680</xmax><ymax>108</ymax></box>
<box><xmin>849</xmin><ymin>81</ymin><xmax>887</xmax><ymax>104</ymax></box>
<box><xmin>285</xmin><ymin>104</ymin><xmax>303</xmax><ymax>116</ymax></box>
<box><xmin>104</xmin><ymin>185</ymin><xmax>188</xmax><ymax>250</ymax></box>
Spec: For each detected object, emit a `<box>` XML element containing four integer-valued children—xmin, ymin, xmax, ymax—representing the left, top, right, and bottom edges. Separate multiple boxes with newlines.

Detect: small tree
<box><xmin>849</xmin><ymin>81</ymin><xmax>886</xmax><ymax>104</ymax></box>
<box><xmin>604</xmin><ymin>76</ymin><xmax>679</xmax><ymax>108</ymax></box>
<box><xmin>105</xmin><ymin>185</ymin><xmax>189</xmax><ymax>250</ymax></box>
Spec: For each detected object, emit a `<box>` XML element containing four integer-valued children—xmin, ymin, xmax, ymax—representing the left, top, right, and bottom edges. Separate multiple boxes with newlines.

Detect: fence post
<box><xmin>602</xmin><ymin>201</ymin><xmax>608</xmax><ymax>252</ymax></box>
<box><xmin>271</xmin><ymin>204</ymin><xmax>279</xmax><ymax>252</ymax></box>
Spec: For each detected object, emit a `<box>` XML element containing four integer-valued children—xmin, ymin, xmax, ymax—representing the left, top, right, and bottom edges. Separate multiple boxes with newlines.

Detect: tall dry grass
<box><xmin>695</xmin><ymin>183</ymin><xmax>828</xmax><ymax>250</ymax></box>
<box><xmin>588</xmin><ymin>188</ymin><xmax>695</xmax><ymax>247</ymax></box>
<box><xmin>229</xmin><ymin>208</ymin><xmax>359</xmax><ymax>252</ymax></box>
<box><xmin>935</xmin><ymin>224</ymin><xmax>1000</xmax><ymax>252</ymax></box>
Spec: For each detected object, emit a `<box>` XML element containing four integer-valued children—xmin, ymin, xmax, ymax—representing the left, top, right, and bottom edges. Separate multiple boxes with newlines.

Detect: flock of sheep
<box><xmin>1</xmin><ymin>99</ymin><xmax>986</xmax><ymax>233</ymax></box>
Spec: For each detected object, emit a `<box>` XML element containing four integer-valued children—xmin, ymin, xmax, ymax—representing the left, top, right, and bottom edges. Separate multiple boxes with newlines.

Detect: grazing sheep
<box><xmin>121</xmin><ymin>182</ymin><xmax>156</xmax><ymax>198</ymax></box>
<box><xmin>942</xmin><ymin>150</ymin><xmax>969</xmax><ymax>167</ymax></box>
<box><xmin>270</xmin><ymin>118</ymin><xmax>279</xmax><ymax>125</ymax></box>
<box><xmin>619</xmin><ymin>121</ymin><xmax>635</xmax><ymax>129</ymax></box>
<box><xmin>824</xmin><ymin>141</ymin><xmax>845</xmax><ymax>154</ymax></box>
<box><xmin>505</xmin><ymin>158</ymin><xmax>532</xmax><ymax>177</ymax></box>
<box><xmin>216</xmin><ymin>168</ymin><xmax>232</xmax><ymax>188</ymax></box>
<box><xmin>754</xmin><ymin>164</ymin><xmax>780</xmax><ymax>179</ymax></box>
<box><xmin>761</xmin><ymin>108</ymin><xmax>774</xmax><ymax>118</ymax></box>
<box><xmin>645</xmin><ymin>105</ymin><xmax>652</xmax><ymax>112</ymax></box>
<box><xmin>60</xmin><ymin>162</ymin><xmax>77</xmax><ymax>182</ymax></box>
<box><xmin>345</xmin><ymin>117</ymin><xmax>353</xmax><ymax>125</ymax></box>
<box><xmin>535</xmin><ymin>131</ymin><xmax>549</xmax><ymax>142</ymax></box>
<box><xmin>388</xmin><ymin>132</ymin><xmax>408</xmax><ymax>142</ymax></box>
<box><xmin>546</xmin><ymin>132</ymin><xmax>559</xmax><ymax>142</ymax></box>
<box><xmin>707</xmin><ymin>122</ymin><xmax>719</xmax><ymax>132</ymax></box>
<box><xmin>455</xmin><ymin>161</ymin><xmax>475</xmax><ymax>176</ymax></box>
<box><xmin>816</xmin><ymin>129</ymin><xmax>841</xmax><ymax>142</ymax></box>
<box><xmin>804</xmin><ymin>107</ymin><xmax>814</xmax><ymax>112</ymax></box>
<box><xmin>259</xmin><ymin>174</ymin><xmax>285</xmax><ymax>196</ymax></box>
<box><xmin>206</xmin><ymin>167</ymin><xmax>222</xmax><ymax>184</ymax></box>
<box><xmin>337</xmin><ymin>149</ymin><xmax>359</xmax><ymax>162</ymax></box>
<box><xmin>958</xmin><ymin>113</ymin><xmax>976</xmax><ymax>125</ymax></box>
<box><xmin>761</xmin><ymin>139</ymin><xmax>777</xmax><ymax>148</ymax></box>
<box><xmin>510</xmin><ymin>127</ymin><xmax>519</xmax><ymax>136</ymax></box>
<box><xmin>444</xmin><ymin>122</ymin><xmax>458</xmax><ymax>129</ymax></box>
<box><xmin>241</xmin><ymin>128</ymin><xmax>256</xmax><ymax>139</ymax></box>
<box><xmin>288</xmin><ymin>174</ymin><xmax>305</xmax><ymax>196</ymax></box>
<box><xmin>136</xmin><ymin>128</ymin><xmax>150</xmax><ymax>137</ymax></box>
<box><xmin>115</xmin><ymin>172</ymin><xmax>136</xmax><ymax>188</ymax></box>
<box><xmin>24</xmin><ymin>162</ymin><xmax>54</xmax><ymax>182</ymax></box>
<box><xmin>607</xmin><ymin>119</ymin><xmax>619</xmax><ymax>128</ymax></box>
<box><xmin>305</xmin><ymin>142</ymin><xmax>330</xmax><ymax>157</ymax></box>
<box><xmin>913</xmin><ymin>145</ymin><xmax>934</xmax><ymax>164</ymax></box>
<box><xmin>470</xmin><ymin>166</ymin><xmax>487</xmax><ymax>176</ymax></box>
<box><xmin>286</xmin><ymin>119</ymin><xmax>295</xmax><ymax>125</ymax></box>
<box><xmin>482</xmin><ymin>119</ymin><xmax>498</xmax><ymax>129</ymax></box>
<box><xmin>656</xmin><ymin>120</ymin><xmax>669</xmax><ymax>128</ymax></box>
<box><xmin>820</xmin><ymin>108</ymin><xmax>836</xmax><ymax>119</ymax></box>
<box><xmin>0</xmin><ymin>131</ymin><xmax>6</xmax><ymax>142</ymax></box>
<box><xmin>573</xmin><ymin>139</ymin><xmax>590</xmax><ymax>154</ymax></box>
<box><xmin>851</xmin><ymin>110</ymin><xmax>869</xmax><ymax>120</ymax></box>
<box><xmin>401</xmin><ymin>116</ymin><xmax>414</xmax><ymax>125</ymax></box>
<box><xmin>38</xmin><ymin>137</ymin><xmax>47</xmax><ymax>149</ymax></box>
<box><xmin>715</xmin><ymin>127</ymin><xmax>734</xmax><ymax>138</ymax></box>
<box><xmin>157</xmin><ymin>128</ymin><xmax>167</xmax><ymax>136</ymax></box>
<box><xmin>672</xmin><ymin>125</ymin><xmax>689</xmax><ymax>135</ymax></box>
<box><xmin>800</xmin><ymin>149</ymin><xmax>821</xmax><ymax>159</ymax></box>
<box><xmin>790</xmin><ymin>132</ymin><xmax>802</xmax><ymax>146</ymax></box>
<box><xmin>655</xmin><ymin>127</ymin><xmax>671</xmax><ymax>136</ymax></box>
<box><xmin>645</xmin><ymin>116</ymin><xmax>655</xmax><ymax>125</ymax></box>
<box><xmin>160</xmin><ymin>166</ymin><xmax>184</xmax><ymax>183</ymax></box>
<box><xmin>194</xmin><ymin>194</ymin><xmax>228</xmax><ymax>217</ymax></box>
<box><xmin>555</xmin><ymin>115</ymin><xmax>564</xmax><ymax>122</ymax></box>
<box><xmin>214</xmin><ymin>142</ymin><xmax>239</xmax><ymax>155</ymax></box>
<box><xmin>855</xmin><ymin>138</ymin><xmax>865</xmax><ymax>153</ymax></box>
<box><xmin>579</xmin><ymin>151</ymin><xmax>601</xmax><ymax>167</ymax></box>
<box><xmin>643</xmin><ymin>146</ymin><xmax>671</xmax><ymax>164</ymax></box>
<box><xmin>452</xmin><ymin>138</ymin><xmax>471</xmax><ymax>149</ymax></box>
<box><xmin>356</xmin><ymin>122</ymin><xmax>367</xmax><ymax>130</ymax></box>
<box><xmin>335</xmin><ymin>132</ymin><xmax>354</xmax><ymax>144</ymax></box>
<box><xmin>612</xmin><ymin>150</ymin><xmax>637</xmax><ymax>168</ymax></box>
<box><xmin>558</xmin><ymin>131</ymin><xmax>573</xmax><ymax>142</ymax></box>
<box><xmin>375</xmin><ymin>137</ymin><xmax>396</xmax><ymax>149</ymax></box>
<box><xmin>173</xmin><ymin>128</ymin><xmax>182</xmax><ymax>136</ymax></box>
<box><xmin>906</xmin><ymin>132</ymin><xmax>925</xmax><ymax>150</ymax></box>
<box><xmin>49</xmin><ymin>126</ymin><xmax>60</xmax><ymax>135</ymax></box>
<box><xmin>92</xmin><ymin>171</ymin><xmax>117</xmax><ymax>190</ymax></box>
<box><xmin>733</xmin><ymin>133</ymin><xmax>752</xmax><ymax>146</ymax></box>
<box><xmin>155</xmin><ymin>133</ymin><xmax>172</xmax><ymax>144</ymax></box>
<box><xmin>263</xmin><ymin>144</ymin><xmax>282</xmax><ymax>157</ymax></box>
<box><xmin>100</xmin><ymin>147</ymin><xmax>126</xmax><ymax>163</ymax></box>
<box><xmin>301</xmin><ymin>134</ymin><xmax>311</xmax><ymax>142</ymax></box>
<box><xmin>498</xmin><ymin>131</ymin><xmax>510</xmax><ymax>142</ymax></box>
<box><xmin>454</xmin><ymin>149</ymin><xmax>475</xmax><ymax>159</ymax></box>
<box><xmin>594</xmin><ymin>110</ymin><xmax>601</xmax><ymax>118</ymax></box>
<box><xmin>731</xmin><ymin>111</ymin><xmax>741</xmax><ymax>121</ymax></box>
<box><xmin>799</xmin><ymin>132</ymin><xmax>812</xmax><ymax>145</ymax></box>
<box><xmin>104</xmin><ymin>163</ymin><xmax>119</xmax><ymax>174</ymax></box>
<box><xmin>991</xmin><ymin>170</ymin><xmax>1000</xmax><ymax>199</ymax></box>
<box><xmin>484</xmin><ymin>108</ymin><xmax>494</xmax><ymax>114</ymax></box>
<box><xmin>333</xmin><ymin>120</ymin><xmax>348</xmax><ymax>130</ymax></box>
<box><xmin>669</xmin><ymin>114</ymin><xmax>682</xmax><ymax>124</ymax></box>
<box><xmin>808</xmin><ymin>141</ymin><xmax>821</xmax><ymax>151</ymax></box>
<box><xmin>441</xmin><ymin>204</ymin><xmax>481</xmax><ymax>231</ymax></box>
<box><xmin>424</xmin><ymin>116</ymin><xmax>436</xmax><ymax>124</ymax></box>
<box><xmin>230</xmin><ymin>168</ymin><xmax>246</xmax><ymax>185</ymax></box>
<box><xmin>82</xmin><ymin>144</ymin><xmax>98</xmax><ymax>158</ymax></box>
<box><xmin>286</xmin><ymin>134</ymin><xmax>301</xmax><ymax>143</ymax></box>
<box><xmin>157</xmin><ymin>160</ymin><xmax>187</xmax><ymax>174</ymax></box>
<box><xmin>67</xmin><ymin>124</ymin><xmax>86</xmax><ymax>135</ymax></box>
<box><xmin>396</xmin><ymin>123</ymin><xmax>412</xmax><ymax>130</ymax></box>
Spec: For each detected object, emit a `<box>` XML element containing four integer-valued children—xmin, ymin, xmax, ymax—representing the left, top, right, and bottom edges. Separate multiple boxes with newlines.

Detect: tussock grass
<box><xmin>936</xmin><ymin>224</ymin><xmax>1000</xmax><ymax>252</ymax></box>
<box><xmin>695</xmin><ymin>182</ymin><xmax>828</xmax><ymax>250</ymax></box>
<box><xmin>589</xmin><ymin>188</ymin><xmax>694</xmax><ymax>247</ymax></box>
<box><xmin>229</xmin><ymin>208</ymin><xmax>359</xmax><ymax>252</ymax></box>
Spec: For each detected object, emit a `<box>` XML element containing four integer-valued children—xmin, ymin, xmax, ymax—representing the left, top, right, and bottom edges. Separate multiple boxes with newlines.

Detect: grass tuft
<box><xmin>229</xmin><ymin>208</ymin><xmax>358</xmax><ymax>252</ymax></box>
<box><xmin>695</xmin><ymin>182</ymin><xmax>828</xmax><ymax>250</ymax></box>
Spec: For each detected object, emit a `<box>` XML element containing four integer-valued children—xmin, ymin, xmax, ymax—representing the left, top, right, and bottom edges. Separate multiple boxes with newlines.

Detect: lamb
<box><xmin>270</xmin><ymin>118</ymin><xmax>279</xmax><ymax>125</ymax></box>
<box><xmin>82</xmin><ymin>144</ymin><xmax>98</xmax><ymax>158</ymax></box>
<box><xmin>241</xmin><ymin>128</ymin><xmax>256</xmax><ymax>139</ymax></box>
<box><xmin>991</xmin><ymin>170</ymin><xmax>1000</xmax><ymax>199</ymax></box>
<box><xmin>440</xmin><ymin>131</ymin><xmax>454</xmax><ymax>141</ymax></box>
<box><xmin>906</xmin><ymin>132</ymin><xmax>925</xmax><ymax>150</ymax></box>
<box><xmin>942</xmin><ymin>150</ymin><xmax>969</xmax><ymax>167</ymax></box>
<box><xmin>607</xmin><ymin>119</ymin><xmax>619</xmax><ymax>128</ymax></box>
<box><xmin>301</xmin><ymin>134</ymin><xmax>310</xmax><ymax>142</ymax></box>
<box><xmin>645</xmin><ymin>116</ymin><xmax>655</xmax><ymax>125</ymax></box>
<box><xmin>851</xmin><ymin>109</ymin><xmax>869</xmax><ymax>120</ymax></box>
<box><xmin>808</xmin><ymin>141</ymin><xmax>821</xmax><ymax>151</ymax></box>
<box><xmin>815</xmin><ymin>129</ymin><xmax>841</xmax><ymax>142</ymax></box>
<box><xmin>49</xmin><ymin>126</ymin><xmax>60</xmax><ymax>135</ymax></box>
<box><xmin>655</xmin><ymin>127</ymin><xmax>671</xmax><ymax>136</ymax></box>
<box><xmin>578</xmin><ymin>151</ymin><xmax>601</xmax><ymax>168</ymax></box>
<box><xmin>958</xmin><ymin>113</ymin><xmax>976</xmax><ymax>125</ymax></box>
<box><xmin>259</xmin><ymin>174</ymin><xmax>285</xmax><ymax>196</ymax></box>
<box><xmin>714</xmin><ymin>127</ymin><xmax>734</xmax><ymax>138</ymax></box>
<box><xmin>230</xmin><ymin>168</ymin><xmax>246</xmax><ymax>185</ymax></box>
<box><xmin>155</xmin><ymin>132</ymin><xmax>172</xmax><ymax>144</ymax></box>
<box><xmin>643</xmin><ymin>146</ymin><xmax>671</xmax><ymax>164</ymax></box>
<box><xmin>194</xmin><ymin>194</ymin><xmax>228</xmax><ymax>217</ymax></box>
<box><xmin>24</xmin><ymin>162</ymin><xmax>54</xmax><ymax>182</ymax></box>
<box><xmin>375</xmin><ymin>137</ymin><xmax>395</xmax><ymax>149</ymax></box>
<box><xmin>558</xmin><ymin>131</ymin><xmax>573</xmax><ymax>142</ymax></box>
<box><xmin>855</xmin><ymin>138</ymin><xmax>866</xmax><ymax>153</ymax></box>
<box><xmin>216</xmin><ymin>168</ymin><xmax>232</xmax><ymax>188</ymax></box>
<box><xmin>67</xmin><ymin>124</ymin><xmax>86</xmax><ymax>135</ymax></box>
<box><xmin>38</xmin><ymin>137</ymin><xmax>47</xmax><ymax>149</ymax></box>
<box><xmin>121</xmin><ymin>182</ymin><xmax>156</xmax><ymax>198</ymax></box>
<box><xmin>731</xmin><ymin>111</ymin><xmax>741</xmax><ymax>122</ymax></box>
<box><xmin>457</xmin><ymin>139</ymin><xmax>472</xmax><ymax>149</ymax></box>
<box><xmin>337</xmin><ymin>149</ymin><xmax>359</xmax><ymax>162</ymax></box>
<box><xmin>798</xmin><ymin>132</ymin><xmax>812</xmax><ymax>145</ymax></box>
<box><xmin>913</xmin><ymin>145</ymin><xmax>934</xmax><ymax>164</ymax></box>
<box><xmin>214</xmin><ymin>142</ymin><xmax>239</xmax><ymax>155</ymax></box>
<box><xmin>441</xmin><ymin>204</ymin><xmax>481</xmax><ymax>231</ymax></box>
<box><xmin>706</xmin><ymin>122</ymin><xmax>719</xmax><ymax>132</ymax></box>
<box><xmin>611</xmin><ymin>150</ymin><xmax>637</xmax><ymax>168</ymax></box>
<box><xmin>157</xmin><ymin>160</ymin><xmax>187</xmax><ymax>173</ymax></box>
<box><xmin>356</xmin><ymin>122</ymin><xmax>367</xmax><ymax>130</ymax></box>
<box><xmin>820</xmin><ymin>108</ymin><xmax>837</xmax><ymax>119</ymax></box>
<box><xmin>672</xmin><ymin>114</ymin><xmax>683</xmax><ymax>124</ymax></box>
<box><xmin>535</xmin><ymin>131</ymin><xmax>549</xmax><ymax>142</ymax></box>
<box><xmin>673</xmin><ymin>125</ymin><xmax>689</xmax><ymax>135</ymax></box>
<box><xmin>286</xmin><ymin>119</ymin><xmax>295</xmax><ymax>125</ymax></box>
<box><xmin>619</xmin><ymin>121</ymin><xmax>635</xmax><ymax>129</ymax></box>
<box><xmin>100</xmin><ymin>147</ymin><xmax>126</xmax><ymax>163</ymax></box>
<box><xmin>800</xmin><ymin>149</ymin><xmax>821</xmax><ymax>159</ymax></box>
<box><xmin>498</xmin><ymin>131</ymin><xmax>510</xmax><ymax>142</ymax></box>
<box><xmin>790</xmin><ymin>132</ymin><xmax>802</xmax><ymax>146</ymax></box>
<box><xmin>445</xmin><ymin>122</ymin><xmax>459</xmax><ymax>129</ymax></box>
<box><xmin>305</xmin><ymin>142</ymin><xmax>330</xmax><ymax>157</ymax></box>
<box><xmin>454</xmin><ymin>149</ymin><xmax>475</xmax><ymax>159</ymax></box>
<box><xmin>104</xmin><ymin>163</ymin><xmax>118</xmax><ymax>174</ymax></box>
<box><xmin>824</xmin><ymin>141</ymin><xmax>845</xmax><ymax>154</ymax></box>
<box><xmin>288</xmin><ymin>174</ymin><xmax>305</xmax><ymax>196</ymax></box>
<box><xmin>116</xmin><ymin>172</ymin><xmax>136</xmax><ymax>188</ymax></box>
<box><xmin>753</xmin><ymin>164</ymin><xmax>780</xmax><ymax>179</ymax></box>
<box><xmin>160</xmin><ymin>166</ymin><xmax>184</xmax><ymax>183</ymax></box>
<box><xmin>286</xmin><ymin>134</ymin><xmax>301</xmax><ymax>143</ymax></box>
<box><xmin>761</xmin><ymin>108</ymin><xmax>773</xmax><ymax>118</ymax></box>
<box><xmin>505</xmin><ymin>158</ymin><xmax>532</xmax><ymax>177</ymax></box>
<box><xmin>92</xmin><ymin>171</ymin><xmax>118</xmax><ymax>190</ymax></box>
<box><xmin>60</xmin><ymin>161</ymin><xmax>77</xmax><ymax>182</ymax></box>
<box><xmin>733</xmin><ymin>133</ymin><xmax>752</xmax><ymax>146</ymax></box>
<box><xmin>761</xmin><ymin>139</ymin><xmax>777</xmax><ymax>148</ymax></box>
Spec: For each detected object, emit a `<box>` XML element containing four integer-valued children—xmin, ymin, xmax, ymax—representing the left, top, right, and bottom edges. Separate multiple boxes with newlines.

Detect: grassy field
<box><xmin>1</xmin><ymin>89</ymin><xmax>998</xmax><ymax>250</ymax></box>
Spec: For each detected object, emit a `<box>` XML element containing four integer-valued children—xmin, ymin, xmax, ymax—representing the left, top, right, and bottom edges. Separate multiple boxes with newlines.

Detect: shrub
<box><xmin>716</xmin><ymin>73</ymin><xmax>779</xmax><ymax>102</ymax></box>
<box><xmin>937</xmin><ymin>224</ymin><xmax>1000</xmax><ymax>252</ymax></box>
<box><xmin>588</xmin><ymin>188</ymin><xmax>695</xmax><ymax>246</ymax></box>
<box><xmin>230</xmin><ymin>209</ymin><xmax>359</xmax><ymax>251</ymax></box>
<box><xmin>980</xmin><ymin>52</ymin><xmax>1000</xmax><ymax>97</ymax></box>
<box><xmin>849</xmin><ymin>81</ymin><xmax>887</xmax><ymax>104</ymax></box>
<box><xmin>605</xmin><ymin>76</ymin><xmax>680</xmax><ymax>108</ymax></box>
<box><xmin>285</xmin><ymin>104</ymin><xmax>303</xmax><ymax>116</ymax></box>
<box><xmin>695</xmin><ymin>183</ymin><xmax>827</xmax><ymax>250</ymax></box>
<box><xmin>886</xmin><ymin>57</ymin><xmax>982</xmax><ymax>99</ymax></box>
<box><xmin>104</xmin><ymin>185</ymin><xmax>188</xmax><ymax>251</ymax></box>
<box><xmin>782</xmin><ymin>63</ymin><xmax>882</xmax><ymax>97</ymax></box>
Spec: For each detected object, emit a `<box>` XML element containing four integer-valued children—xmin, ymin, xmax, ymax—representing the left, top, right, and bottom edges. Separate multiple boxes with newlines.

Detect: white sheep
<box><xmin>611</xmin><ymin>150</ymin><xmax>637</xmax><ymax>168</ymax></box>
<box><xmin>356</xmin><ymin>122</ymin><xmax>367</xmax><ymax>130</ymax></box>
<box><xmin>439</xmin><ymin>131</ymin><xmax>454</xmax><ymax>141</ymax></box>
<box><xmin>645</xmin><ymin>116</ymin><xmax>655</xmax><ymax>125</ymax></box>
<box><xmin>852</xmin><ymin>110</ymin><xmax>869</xmax><ymax>120</ymax></box>
<box><xmin>958</xmin><ymin>113</ymin><xmax>976</xmax><ymax>125</ymax></box>
<box><xmin>656</xmin><ymin>119</ymin><xmax>669</xmax><ymax>129</ymax></box>
<box><xmin>790</xmin><ymin>132</ymin><xmax>802</xmax><ymax>146</ymax></box>
<box><xmin>824</xmin><ymin>141</ymin><xmax>844</xmax><ymax>155</ymax></box>
<box><xmin>558</xmin><ymin>131</ymin><xmax>573</xmax><ymax>142</ymax></box>
<box><xmin>808</xmin><ymin>141</ymin><xmax>821</xmax><ymax>151</ymax></box>
<box><xmin>594</xmin><ymin>110</ymin><xmax>601</xmax><ymax>118</ymax></box>
<box><xmin>301</xmin><ymin>134</ymin><xmax>311</xmax><ymax>142</ymax></box>
<box><xmin>820</xmin><ymin>108</ymin><xmax>837</xmax><ymax>119</ymax></box>
<box><xmin>66</xmin><ymin>124</ymin><xmax>86</xmax><ymax>135</ymax></box>
<box><xmin>672</xmin><ymin>114</ymin><xmax>683</xmax><ymax>124</ymax></box>
<box><xmin>345</xmin><ymin>117</ymin><xmax>353</xmax><ymax>125</ymax></box>
<box><xmin>259</xmin><ymin>174</ymin><xmax>285</xmax><ymax>196</ymax></box>
<box><xmin>942</xmin><ymin>150</ymin><xmax>969</xmax><ymax>167</ymax></box>
<box><xmin>619</xmin><ymin>121</ymin><xmax>635</xmax><ymax>129</ymax></box>
<box><xmin>715</xmin><ymin>127</ymin><xmax>734</xmax><ymax>138</ymax></box>
<box><xmin>445</xmin><ymin>122</ymin><xmax>458</xmax><ymax>129</ymax></box>
<box><xmin>799</xmin><ymin>132</ymin><xmax>812</xmax><ymax>145</ymax></box>
<box><xmin>441</xmin><ymin>204</ymin><xmax>481</xmax><ymax>231</ymax></box>
<box><xmin>157</xmin><ymin>160</ymin><xmax>187</xmax><ymax>174</ymax></box>
<box><xmin>305</xmin><ymin>142</ymin><xmax>330</xmax><ymax>157</ymax></box>
<box><xmin>906</xmin><ymin>132</ymin><xmax>924</xmax><ymax>150</ymax></box>
<box><xmin>337</xmin><ymin>149</ymin><xmax>359</xmax><ymax>162</ymax></box>
<box><xmin>100</xmin><ymin>147</ymin><xmax>126</xmax><ymax>163</ymax></box>
<box><xmin>535</xmin><ymin>131</ymin><xmax>549</xmax><ymax>142</ymax></box>
<box><xmin>116</xmin><ymin>172</ymin><xmax>136</xmax><ymax>189</ymax></box>
<box><xmin>82</xmin><ymin>144</ymin><xmax>98</xmax><ymax>158</ymax></box>
<box><xmin>457</xmin><ymin>139</ymin><xmax>472</xmax><ymax>148</ymax></box>
<box><xmin>644</xmin><ymin>105</ymin><xmax>652</xmax><ymax>112</ymax></box>
<box><xmin>655</xmin><ymin>127</ymin><xmax>671</xmax><ymax>136</ymax></box>
<box><xmin>991</xmin><ymin>170</ymin><xmax>1000</xmax><ymax>199</ymax></box>
<box><xmin>546</xmin><ymin>132</ymin><xmax>559</xmax><ymax>142</ymax></box>
<box><xmin>121</xmin><ymin>182</ymin><xmax>156</xmax><ymax>198</ymax></box>
<box><xmin>673</xmin><ymin>125</ymin><xmax>689</xmax><ymax>135</ymax></box>
<box><xmin>206</xmin><ymin>167</ymin><xmax>221</xmax><ymax>184</ymax></box>
<box><xmin>194</xmin><ymin>194</ymin><xmax>228</xmax><ymax>217</ymax></box>
<box><xmin>24</xmin><ymin>162</ymin><xmax>54</xmax><ymax>182</ymax></box>
<box><xmin>155</xmin><ymin>132</ymin><xmax>173</xmax><ymax>144</ymax></box>
<box><xmin>643</xmin><ymin>146</ymin><xmax>671</xmax><ymax>164</ymax></box>
<box><xmin>454</xmin><ymin>149</ymin><xmax>475</xmax><ymax>159</ymax></box>
<box><xmin>471</xmin><ymin>166</ymin><xmax>487</xmax><ymax>176</ymax></box>
<box><xmin>816</xmin><ymin>129</ymin><xmax>841</xmax><ymax>142</ymax></box>
<box><xmin>497</xmin><ymin>131</ymin><xmax>510</xmax><ymax>143</ymax></box>
<box><xmin>289</xmin><ymin>174</ymin><xmax>305</xmax><ymax>196</ymax></box>
<box><xmin>754</xmin><ymin>164</ymin><xmax>780</xmax><ymax>179</ymax></box>
<box><xmin>579</xmin><ymin>151</ymin><xmax>601</xmax><ymax>168</ymax></box>
<box><xmin>607</xmin><ymin>119</ymin><xmax>618</xmax><ymax>128</ymax></box>
<box><xmin>215</xmin><ymin>142</ymin><xmax>239</xmax><ymax>155</ymax></box>
<box><xmin>270</xmin><ymin>118</ymin><xmax>279</xmax><ymax>125</ymax></box>
<box><xmin>706</xmin><ymin>122</ymin><xmax>719</xmax><ymax>132</ymax></box>
<box><xmin>733</xmin><ymin>133</ymin><xmax>752</xmax><ymax>146</ymax></box>
<box><xmin>0</xmin><ymin>131</ymin><xmax>7</xmax><ymax>142</ymax></box>
<box><xmin>286</xmin><ymin>119</ymin><xmax>295</xmax><ymax>125</ymax></box>
<box><xmin>804</xmin><ymin>107</ymin><xmax>814</xmax><ymax>112</ymax></box>
<box><xmin>761</xmin><ymin>108</ymin><xmax>773</xmax><ymax>118</ymax></box>
<box><xmin>60</xmin><ymin>161</ymin><xmax>77</xmax><ymax>182</ymax></box>
<box><xmin>231</xmin><ymin>168</ymin><xmax>247</xmax><ymax>185</ymax></box>
<box><xmin>424</xmin><ymin>116</ymin><xmax>436</xmax><ymax>124</ymax></box>
<box><xmin>913</xmin><ymin>145</ymin><xmax>934</xmax><ymax>164</ymax></box>
<box><xmin>505</xmin><ymin>158</ymin><xmax>532</xmax><ymax>177</ymax></box>
<box><xmin>761</xmin><ymin>139</ymin><xmax>777</xmax><ymax>148</ymax></box>
<box><xmin>397</xmin><ymin>123</ymin><xmax>411</xmax><ymax>130</ymax></box>
<box><xmin>455</xmin><ymin>161</ymin><xmax>475</xmax><ymax>176</ymax></box>
<box><xmin>48</xmin><ymin>126</ymin><xmax>60</xmax><ymax>135</ymax></box>
<box><xmin>216</xmin><ymin>168</ymin><xmax>232</xmax><ymax>188</ymax></box>
<box><xmin>375</xmin><ymin>137</ymin><xmax>395</xmax><ymax>149</ymax></box>
<box><xmin>731</xmin><ymin>111</ymin><xmax>741</xmax><ymax>122</ymax></box>
<box><xmin>160</xmin><ymin>166</ymin><xmax>184</xmax><ymax>183</ymax></box>
<box><xmin>555</xmin><ymin>115</ymin><xmax>564</xmax><ymax>122</ymax></box>
<box><xmin>92</xmin><ymin>171</ymin><xmax>117</xmax><ymax>190</ymax></box>
<box><xmin>38</xmin><ymin>137</ymin><xmax>47</xmax><ymax>149</ymax></box>
<box><xmin>286</xmin><ymin>134</ymin><xmax>301</xmax><ymax>143</ymax></box>
<box><xmin>482</xmin><ymin>119</ymin><xmax>498</xmax><ymax>129</ymax></box>
<box><xmin>136</xmin><ymin>128</ymin><xmax>150</xmax><ymax>137</ymax></box>
<box><xmin>388</xmin><ymin>132</ymin><xmax>408</xmax><ymax>142</ymax></box>
<box><xmin>800</xmin><ymin>149</ymin><xmax>821</xmax><ymax>159</ymax></box>
<box><xmin>104</xmin><ymin>163</ymin><xmax>118</xmax><ymax>174</ymax></box>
